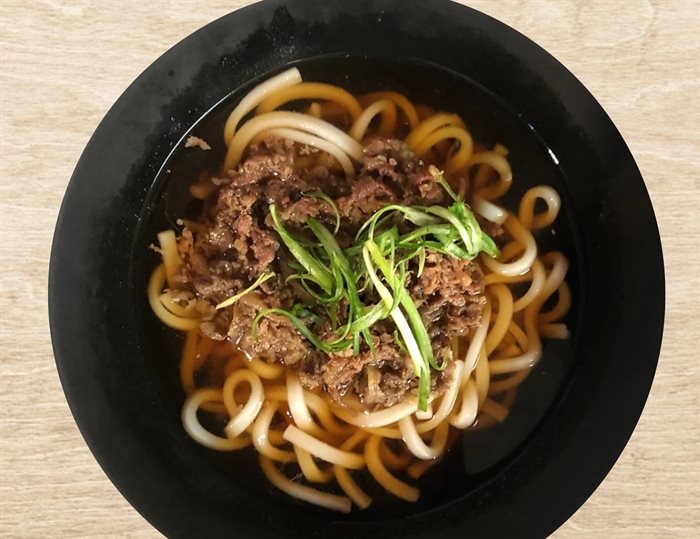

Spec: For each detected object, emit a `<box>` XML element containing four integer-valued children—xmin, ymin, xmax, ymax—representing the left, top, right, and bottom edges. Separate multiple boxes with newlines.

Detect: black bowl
<box><xmin>49</xmin><ymin>1</ymin><xmax>664</xmax><ymax>537</ymax></box>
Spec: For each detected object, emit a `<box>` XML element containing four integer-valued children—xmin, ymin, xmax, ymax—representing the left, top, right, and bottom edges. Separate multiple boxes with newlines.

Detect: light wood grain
<box><xmin>1</xmin><ymin>1</ymin><xmax>698</xmax><ymax>537</ymax></box>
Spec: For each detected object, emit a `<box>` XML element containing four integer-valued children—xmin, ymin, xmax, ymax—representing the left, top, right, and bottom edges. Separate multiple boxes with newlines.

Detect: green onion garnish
<box><xmin>362</xmin><ymin>242</ymin><xmax>431</xmax><ymax>410</ymax></box>
<box><xmin>269</xmin><ymin>204</ymin><xmax>334</xmax><ymax>294</ymax></box>
<box><xmin>235</xmin><ymin>181</ymin><xmax>498</xmax><ymax>410</ymax></box>
<box><xmin>215</xmin><ymin>271</ymin><xmax>276</xmax><ymax>310</ymax></box>
<box><xmin>304</xmin><ymin>192</ymin><xmax>341</xmax><ymax>234</ymax></box>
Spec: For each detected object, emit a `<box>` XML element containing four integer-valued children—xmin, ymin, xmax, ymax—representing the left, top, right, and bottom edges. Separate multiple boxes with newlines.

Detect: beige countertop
<box><xmin>1</xmin><ymin>1</ymin><xmax>698</xmax><ymax>537</ymax></box>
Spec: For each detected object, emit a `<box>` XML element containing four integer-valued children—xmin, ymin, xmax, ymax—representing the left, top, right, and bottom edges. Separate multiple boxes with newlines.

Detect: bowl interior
<box><xmin>131</xmin><ymin>54</ymin><xmax>583</xmax><ymax>520</ymax></box>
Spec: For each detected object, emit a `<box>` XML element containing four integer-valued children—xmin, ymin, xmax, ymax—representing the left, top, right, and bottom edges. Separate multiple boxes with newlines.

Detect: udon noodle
<box><xmin>147</xmin><ymin>68</ymin><xmax>570</xmax><ymax>512</ymax></box>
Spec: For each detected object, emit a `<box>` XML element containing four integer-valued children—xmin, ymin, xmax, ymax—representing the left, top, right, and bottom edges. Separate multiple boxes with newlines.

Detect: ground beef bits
<box><xmin>337</xmin><ymin>138</ymin><xmax>446</xmax><ymax>225</ymax></box>
<box><xmin>172</xmin><ymin>136</ymin><xmax>487</xmax><ymax>409</ymax></box>
<box><xmin>228</xmin><ymin>292</ymin><xmax>321</xmax><ymax>368</ymax></box>
<box><xmin>412</xmin><ymin>253</ymin><xmax>487</xmax><ymax>338</ymax></box>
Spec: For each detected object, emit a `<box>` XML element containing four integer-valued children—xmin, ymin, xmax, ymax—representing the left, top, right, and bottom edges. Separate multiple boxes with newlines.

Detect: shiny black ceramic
<box><xmin>49</xmin><ymin>1</ymin><xmax>664</xmax><ymax>537</ymax></box>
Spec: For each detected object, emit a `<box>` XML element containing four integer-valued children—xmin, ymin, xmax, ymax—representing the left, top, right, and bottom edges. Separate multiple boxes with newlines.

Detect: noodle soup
<box><xmin>133</xmin><ymin>56</ymin><xmax>578</xmax><ymax>516</ymax></box>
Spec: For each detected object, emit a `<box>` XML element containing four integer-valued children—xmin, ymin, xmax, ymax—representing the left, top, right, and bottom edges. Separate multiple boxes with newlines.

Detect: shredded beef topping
<box><xmin>412</xmin><ymin>252</ymin><xmax>486</xmax><ymax>337</ymax></box>
<box><xmin>171</xmin><ymin>136</ymin><xmax>487</xmax><ymax>409</ymax></box>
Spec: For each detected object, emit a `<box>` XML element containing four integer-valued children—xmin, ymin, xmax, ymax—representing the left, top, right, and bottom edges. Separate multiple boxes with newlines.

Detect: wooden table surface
<box><xmin>1</xmin><ymin>1</ymin><xmax>698</xmax><ymax>537</ymax></box>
